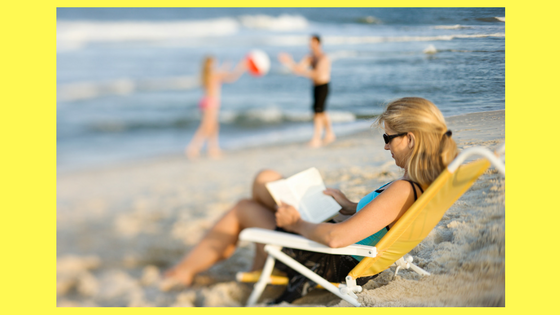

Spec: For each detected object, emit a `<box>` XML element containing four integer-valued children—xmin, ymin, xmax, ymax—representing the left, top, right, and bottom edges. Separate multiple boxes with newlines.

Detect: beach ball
<box><xmin>246</xmin><ymin>50</ymin><xmax>270</xmax><ymax>76</ymax></box>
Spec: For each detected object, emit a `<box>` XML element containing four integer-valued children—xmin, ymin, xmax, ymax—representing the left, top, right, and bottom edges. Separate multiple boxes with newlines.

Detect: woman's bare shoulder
<box><xmin>381</xmin><ymin>179</ymin><xmax>416</xmax><ymax>200</ymax></box>
<box><xmin>386</xmin><ymin>179</ymin><xmax>414</xmax><ymax>189</ymax></box>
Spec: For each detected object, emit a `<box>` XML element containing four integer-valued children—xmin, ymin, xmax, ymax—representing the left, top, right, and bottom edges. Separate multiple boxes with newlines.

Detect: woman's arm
<box><xmin>218</xmin><ymin>59</ymin><xmax>247</xmax><ymax>83</ymax></box>
<box><xmin>276</xmin><ymin>180</ymin><xmax>417</xmax><ymax>248</ymax></box>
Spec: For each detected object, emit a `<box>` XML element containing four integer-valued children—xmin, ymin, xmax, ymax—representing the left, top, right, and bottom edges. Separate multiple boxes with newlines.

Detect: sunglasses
<box><xmin>383</xmin><ymin>132</ymin><xmax>407</xmax><ymax>144</ymax></box>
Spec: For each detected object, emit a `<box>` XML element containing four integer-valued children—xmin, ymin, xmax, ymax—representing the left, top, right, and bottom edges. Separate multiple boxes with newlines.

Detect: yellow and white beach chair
<box><xmin>237</xmin><ymin>145</ymin><xmax>505</xmax><ymax>307</ymax></box>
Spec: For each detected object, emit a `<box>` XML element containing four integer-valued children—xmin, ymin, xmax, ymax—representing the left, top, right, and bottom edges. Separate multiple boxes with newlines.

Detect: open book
<box><xmin>265</xmin><ymin>167</ymin><xmax>342</xmax><ymax>224</ymax></box>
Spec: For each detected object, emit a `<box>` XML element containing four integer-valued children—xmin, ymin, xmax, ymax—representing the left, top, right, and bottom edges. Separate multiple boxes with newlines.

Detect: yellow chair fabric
<box><xmin>349</xmin><ymin>159</ymin><xmax>491</xmax><ymax>279</ymax></box>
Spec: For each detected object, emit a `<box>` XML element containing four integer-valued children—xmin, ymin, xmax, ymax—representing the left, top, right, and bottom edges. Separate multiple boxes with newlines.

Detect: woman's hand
<box><xmin>221</xmin><ymin>59</ymin><xmax>247</xmax><ymax>83</ymax></box>
<box><xmin>235</xmin><ymin>58</ymin><xmax>248</xmax><ymax>71</ymax></box>
<box><xmin>275</xmin><ymin>201</ymin><xmax>302</xmax><ymax>232</ymax></box>
<box><xmin>323</xmin><ymin>188</ymin><xmax>357</xmax><ymax>215</ymax></box>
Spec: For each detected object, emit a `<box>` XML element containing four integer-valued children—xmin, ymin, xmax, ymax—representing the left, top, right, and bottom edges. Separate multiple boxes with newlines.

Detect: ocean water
<box><xmin>57</xmin><ymin>8</ymin><xmax>505</xmax><ymax>171</ymax></box>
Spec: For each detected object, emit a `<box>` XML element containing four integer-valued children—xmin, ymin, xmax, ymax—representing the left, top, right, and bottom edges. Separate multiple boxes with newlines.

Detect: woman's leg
<box><xmin>206</xmin><ymin>107</ymin><xmax>222</xmax><ymax>158</ymax></box>
<box><xmin>163</xmin><ymin>199</ymin><xmax>276</xmax><ymax>288</ymax></box>
<box><xmin>249</xmin><ymin>170</ymin><xmax>283</xmax><ymax>270</ymax></box>
<box><xmin>186</xmin><ymin>110</ymin><xmax>213</xmax><ymax>158</ymax></box>
<box><xmin>162</xmin><ymin>170</ymin><xmax>283</xmax><ymax>288</ymax></box>
<box><xmin>252</xmin><ymin>169</ymin><xmax>283</xmax><ymax>210</ymax></box>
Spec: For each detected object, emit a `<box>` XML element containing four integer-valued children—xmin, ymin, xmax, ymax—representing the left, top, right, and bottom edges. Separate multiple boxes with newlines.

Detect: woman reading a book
<box><xmin>163</xmin><ymin>97</ymin><xmax>458</xmax><ymax>302</ymax></box>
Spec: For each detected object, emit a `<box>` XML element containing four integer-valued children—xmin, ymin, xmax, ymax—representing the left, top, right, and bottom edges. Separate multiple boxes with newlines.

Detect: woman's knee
<box><xmin>251</xmin><ymin>170</ymin><xmax>282</xmax><ymax>210</ymax></box>
<box><xmin>231</xmin><ymin>198</ymin><xmax>276</xmax><ymax>230</ymax></box>
<box><xmin>201</xmin><ymin>121</ymin><xmax>214</xmax><ymax>133</ymax></box>
<box><xmin>226</xmin><ymin>198</ymin><xmax>253</xmax><ymax>224</ymax></box>
<box><xmin>234</xmin><ymin>198</ymin><xmax>254</xmax><ymax>209</ymax></box>
<box><xmin>253</xmin><ymin>169</ymin><xmax>282</xmax><ymax>186</ymax></box>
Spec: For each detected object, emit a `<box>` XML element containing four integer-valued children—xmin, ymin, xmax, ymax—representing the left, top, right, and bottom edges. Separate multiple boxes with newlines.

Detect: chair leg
<box><xmin>265</xmin><ymin>245</ymin><xmax>361</xmax><ymax>307</ymax></box>
<box><xmin>394</xmin><ymin>255</ymin><xmax>431</xmax><ymax>278</ymax></box>
<box><xmin>409</xmin><ymin>262</ymin><xmax>430</xmax><ymax>276</ymax></box>
<box><xmin>246</xmin><ymin>250</ymin><xmax>277</xmax><ymax>306</ymax></box>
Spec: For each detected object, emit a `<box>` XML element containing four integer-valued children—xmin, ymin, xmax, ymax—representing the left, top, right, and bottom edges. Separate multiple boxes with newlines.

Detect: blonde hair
<box><xmin>375</xmin><ymin>97</ymin><xmax>458</xmax><ymax>187</ymax></box>
<box><xmin>201</xmin><ymin>56</ymin><xmax>215</xmax><ymax>89</ymax></box>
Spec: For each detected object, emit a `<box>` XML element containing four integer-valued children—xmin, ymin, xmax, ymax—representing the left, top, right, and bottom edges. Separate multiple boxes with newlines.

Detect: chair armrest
<box><xmin>447</xmin><ymin>146</ymin><xmax>505</xmax><ymax>176</ymax></box>
<box><xmin>240</xmin><ymin>228</ymin><xmax>377</xmax><ymax>258</ymax></box>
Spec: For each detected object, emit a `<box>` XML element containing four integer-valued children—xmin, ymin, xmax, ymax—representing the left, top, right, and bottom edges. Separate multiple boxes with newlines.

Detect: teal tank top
<box><xmin>351</xmin><ymin>182</ymin><xmax>391</xmax><ymax>261</ymax></box>
<box><xmin>351</xmin><ymin>180</ymin><xmax>423</xmax><ymax>261</ymax></box>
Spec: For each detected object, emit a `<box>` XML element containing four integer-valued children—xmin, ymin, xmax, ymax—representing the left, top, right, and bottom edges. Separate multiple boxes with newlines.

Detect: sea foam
<box><xmin>58</xmin><ymin>76</ymin><xmax>199</xmax><ymax>102</ymax></box>
<box><xmin>238</xmin><ymin>14</ymin><xmax>308</xmax><ymax>31</ymax></box>
<box><xmin>57</xmin><ymin>14</ymin><xmax>310</xmax><ymax>50</ymax></box>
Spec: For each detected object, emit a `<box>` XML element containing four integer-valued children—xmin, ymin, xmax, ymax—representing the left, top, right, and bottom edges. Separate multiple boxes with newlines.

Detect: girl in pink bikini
<box><xmin>185</xmin><ymin>56</ymin><xmax>247</xmax><ymax>159</ymax></box>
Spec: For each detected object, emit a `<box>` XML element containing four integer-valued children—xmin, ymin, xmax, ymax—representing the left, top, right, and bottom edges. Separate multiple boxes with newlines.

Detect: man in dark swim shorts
<box><xmin>279</xmin><ymin>34</ymin><xmax>336</xmax><ymax>148</ymax></box>
<box><xmin>313</xmin><ymin>82</ymin><xmax>329</xmax><ymax>114</ymax></box>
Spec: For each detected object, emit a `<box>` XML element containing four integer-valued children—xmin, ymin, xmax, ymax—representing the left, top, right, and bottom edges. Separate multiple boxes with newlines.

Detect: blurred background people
<box><xmin>185</xmin><ymin>56</ymin><xmax>247</xmax><ymax>159</ymax></box>
<box><xmin>279</xmin><ymin>35</ymin><xmax>335</xmax><ymax>148</ymax></box>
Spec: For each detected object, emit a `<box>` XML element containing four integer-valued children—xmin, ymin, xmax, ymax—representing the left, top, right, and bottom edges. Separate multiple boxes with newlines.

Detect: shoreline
<box><xmin>58</xmin><ymin>109</ymin><xmax>504</xmax><ymax>177</ymax></box>
<box><xmin>57</xmin><ymin>109</ymin><xmax>505</xmax><ymax>307</ymax></box>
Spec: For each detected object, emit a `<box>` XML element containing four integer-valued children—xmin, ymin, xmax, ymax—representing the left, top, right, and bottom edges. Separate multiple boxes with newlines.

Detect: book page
<box><xmin>300</xmin><ymin>192</ymin><xmax>342</xmax><ymax>223</ymax></box>
<box><xmin>265</xmin><ymin>179</ymin><xmax>299</xmax><ymax>209</ymax></box>
<box><xmin>285</xmin><ymin>168</ymin><xmax>341</xmax><ymax>223</ymax></box>
<box><xmin>286</xmin><ymin>167</ymin><xmax>325</xmax><ymax>200</ymax></box>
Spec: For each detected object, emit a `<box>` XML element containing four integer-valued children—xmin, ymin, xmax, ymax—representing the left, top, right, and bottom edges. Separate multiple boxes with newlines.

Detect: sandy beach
<box><xmin>56</xmin><ymin>110</ymin><xmax>505</xmax><ymax>307</ymax></box>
